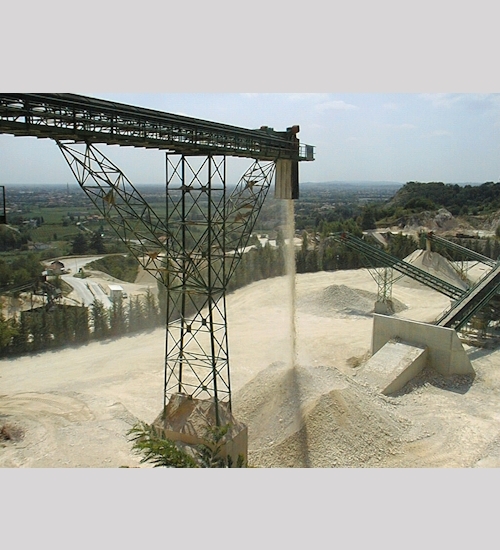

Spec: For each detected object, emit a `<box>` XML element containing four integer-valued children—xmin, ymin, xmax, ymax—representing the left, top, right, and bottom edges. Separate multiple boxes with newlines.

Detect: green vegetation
<box><xmin>0</xmin><ymin>290</ymin><xmax>163</xmax><ymax>357</ymax></box>
<box><xmin>86</xmin><ymin>254</ymin><xmax>140</xmax><ymax>283</ymax></box>
<box><xmin>376</xmin><ymin>180</ymin><xmax>500</xmax><ymax>221</ymax></box>
<box><xmin>0</xmin><ymin>254</ymin><xmax>46</xmax><ymax>290</ymax></box>
<box><xmin>3</xmin><ymin>180</ymin><xmax>500</xmax><ymax>358</ymax></box>
<box><xmin>127</xmin><ymin>421</ymin><xmax>246</xmax><ymax>468</ymax></box>
<box><xmin>228</xmin><ymin>241</ymin><xmax>286</xmax><ymax>292</ymax></box>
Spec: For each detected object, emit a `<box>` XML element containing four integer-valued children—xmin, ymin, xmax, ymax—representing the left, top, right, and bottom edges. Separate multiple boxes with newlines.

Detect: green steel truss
<box><xmin>58</xmin><ymin>142</ymin><xmax>275</xmax><ymax>422</ymax></box>
<box><xmin>330</xmin><ymin>232</ymin><xmax>465</xmax><ymax>300</ymax></box>
<box><xmin>0</xmin><ymin>93</ymin><xmax>314</xmax><ymax>162</ymax></box>
<box><xmin>58</xmin><ymin>141</ymin><xmax>170</xmax><ymax>285</ymax></box>
<box><xmin>426</xmin><ymin>232</ymin><xmax>497</xmax><ymax>268</ymax></box>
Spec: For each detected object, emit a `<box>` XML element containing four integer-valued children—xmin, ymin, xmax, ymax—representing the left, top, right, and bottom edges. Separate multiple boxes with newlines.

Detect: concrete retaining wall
<box><xmin>361</xmin><ymin>340</ymin><xmax>428</xmax><ymax>395</ymax></box>
<box><xmin>372</xmin><ymin>314</ymin><xmax>474</xmax><ymax>377</ymax></box>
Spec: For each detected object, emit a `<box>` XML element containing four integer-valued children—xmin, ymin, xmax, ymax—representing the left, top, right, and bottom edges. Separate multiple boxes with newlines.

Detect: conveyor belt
<box><xmin>427</xmin><ymin>232</ymin><xmax>496</xmax><ymax>267</ymax></box>
<box><xmin>436</xmin><ymin>264</ymin><xmax>500</xmax><ymax>329</ymax></box>
<box><xmin>0</xmin><ymin>93</ymin><xmax>314</xmax><ymax>162</ymax></box>
<box><xmin>331</xmin><ymin>232</ymin><xmax>465</xmax><ymax>300</ymax></box>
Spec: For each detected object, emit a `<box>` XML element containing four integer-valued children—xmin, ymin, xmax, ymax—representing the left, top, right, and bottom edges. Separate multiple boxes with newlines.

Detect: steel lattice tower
<box><xmin>58</xmin><ymin>141</ymin><xmax>276</xmax><ymax>424</ymax></box>
<box><xmin>0</xmin><ymin>92</ymin><xmax>314</xmax><ymax>434</ymax></box>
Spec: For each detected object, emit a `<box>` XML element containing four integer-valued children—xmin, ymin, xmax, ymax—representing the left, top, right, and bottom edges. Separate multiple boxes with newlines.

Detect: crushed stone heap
<box><xmin>233</xmin><ymin>361</ymin><xmax>411</xmax><ymax>468</ymax></box>
<box><xmin>298</xmin><ymin>284</ymin><xmax>406</xmax><ymax>317</ymax></box>
<box><xmin>397</xmin><ymin>249</ymin><xmax>469</xmax><ymax>290</ymax></box>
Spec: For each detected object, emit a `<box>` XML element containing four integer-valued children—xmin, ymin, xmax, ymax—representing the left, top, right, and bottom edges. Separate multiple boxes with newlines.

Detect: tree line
<box><xmin>0</xmin><ymin>290</ymin><xmax>163</xmax><ymax>358</ymax></box>
<box><xmin>3</xmin><ymin>219</ymin><xmax>499</xmax><ymax>358</ymax></box>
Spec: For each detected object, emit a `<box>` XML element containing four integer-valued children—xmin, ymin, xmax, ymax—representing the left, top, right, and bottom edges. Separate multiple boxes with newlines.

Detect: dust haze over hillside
<box><xmin>2</xmin><ymin>178</ymin><xmax>500</xmax><ymax>468</ymax></box>
<box><xmin>2</xmin><ymin>246</ymin><xmax>500</xmax><ymax>468</ymax></box>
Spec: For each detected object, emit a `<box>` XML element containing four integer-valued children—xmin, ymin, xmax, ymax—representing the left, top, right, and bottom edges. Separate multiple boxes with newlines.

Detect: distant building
<box><xmin>108</xmin><ymin>284</ymin><xmax>124</xmax><ymax>301</ymax></box>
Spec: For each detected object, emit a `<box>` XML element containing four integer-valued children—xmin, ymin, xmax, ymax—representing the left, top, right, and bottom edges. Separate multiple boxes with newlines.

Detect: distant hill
<box><xmin>305</xmin><ymin>180</ymin><xmax>404</xmax><ymax>187</ymax></box>
<box><xmin>386</xmin><ymin>181</ymin><xmax>500</xmax><ymax>216</ymax></box>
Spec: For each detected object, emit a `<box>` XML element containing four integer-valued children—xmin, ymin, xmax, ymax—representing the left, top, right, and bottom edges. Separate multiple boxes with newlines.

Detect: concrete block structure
<box><xmin>361</xmin><ymin>340</ymin><xmax>428</xmax><ymax>395</ymax></box>
<box><xmin>362</xmin><ymin>314</ymin><xmax>475</xmax><ymax>395</ymax></box>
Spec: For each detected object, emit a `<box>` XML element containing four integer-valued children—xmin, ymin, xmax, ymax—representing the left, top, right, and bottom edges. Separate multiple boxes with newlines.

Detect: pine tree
<box><xmin>128</xmin><ymin>295</ymin><xmax>144</xmax><ymax>333</ymax></box>
<box><xmin>91</xmin><ymin>300</ymin><xmax>109</xmax><ymax>339</ymax></box>
<box><xmin>89</xmin><ymin>231</ymin><xmax>106</xmax><ymax>254</ymax></box>
<box><xmin>109</xmin><ymin>299</ymin><xmax>126</xmax><ymax>336</ymax></box>
<box><xmin>72</xmin><ymin>233</ymin><xmax>88</xmax><ymax>255</ymax></box>
<box><xmin>73</xmin><ymin>306</ymin><xmax>90</xmax><ymax>343</ymax></box>
<box><xmin>0</xmin><ymin>314</ymin><xmax>18</xmax><ymax>356</ymax></box>
<box><xmin>144</xmin><ymin>289</ymin><xmax>159</xmax><ymax>329</ymax></box>
<box><xmin>484</xmin><ymin>237</ymin><xmax>492</xmax><ymax>259</ymax></box>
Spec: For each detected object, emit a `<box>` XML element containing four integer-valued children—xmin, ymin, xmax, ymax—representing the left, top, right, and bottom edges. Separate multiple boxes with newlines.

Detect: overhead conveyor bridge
<box><xmin>0</xmin><ymin>93</ymin><xmax>314</xmax><ymax>162</ymax></box>
<box><xmin>426</xmin><ymin>232</ymin><xmax>496</xmax><ymax>267</ymax></box>
<box><xmin>0</xmin><ymin>92</ymin><xmax>316</xmax><ymax>436</ymax></box>
<box><xmin>330</xmin><ymin>232</ymin><xmax>466</xmax><ymax>300</ymax></box>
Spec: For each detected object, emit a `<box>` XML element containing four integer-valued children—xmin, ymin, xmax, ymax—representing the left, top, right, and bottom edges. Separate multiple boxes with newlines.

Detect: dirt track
<box><xmin>2</xmin><ymin>261</ymin><xmax>500</xmax><ymax>468</ymax></box>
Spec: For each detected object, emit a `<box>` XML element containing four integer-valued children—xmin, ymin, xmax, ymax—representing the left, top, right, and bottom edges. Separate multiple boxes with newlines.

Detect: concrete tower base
<box><xmin>374</xmin><ymin>300</ymin><xmax>395</xmax><ymax>315</ymax></box>
<box><xmin>153</xmin><ymin>394</ymin><xmax>248</xmax><ymax>466</ymax></box>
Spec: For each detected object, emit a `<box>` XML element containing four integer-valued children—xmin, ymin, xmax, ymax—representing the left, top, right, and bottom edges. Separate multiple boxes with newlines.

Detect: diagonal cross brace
<box><xmin>58</xmin><ymin>141</ymin><xmax>174</xmax><ymax>286</ymax></box>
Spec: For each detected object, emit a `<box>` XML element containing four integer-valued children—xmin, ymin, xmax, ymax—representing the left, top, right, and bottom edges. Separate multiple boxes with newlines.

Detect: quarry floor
<box><xmin>2</xmin><ymin>258</ymin><xmax>500</xmax><ymax>468</ymax></box>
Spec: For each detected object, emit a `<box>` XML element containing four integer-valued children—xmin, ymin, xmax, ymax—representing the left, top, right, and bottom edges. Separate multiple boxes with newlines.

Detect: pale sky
<box><xmin>1</xmin><ymin>93</ymin><xmax>500</xmax><ymax>187</ymax></box>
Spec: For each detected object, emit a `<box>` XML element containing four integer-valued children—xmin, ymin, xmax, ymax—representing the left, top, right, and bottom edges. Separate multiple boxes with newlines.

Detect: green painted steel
<box><xmin>437</xmin><ymin>265</ymin><xmax>500</xmax><ymax>329</ymax></box>
<box><xmin>427</xmin><ymin>232</ymin><xmax>496</xmax><ymax>267</ymax></box>
<box><xmin>0</xmin><ymin>93</ymin><xmax>314</xmax><ymax>162</ymax></box>
<box><xmin>331</xmin><ymin>232</ymin><xmax>465</xmax><ymax>300</ymax></box>
<box><xmin>57</xmin><ymin>141</ymin><xmax>276</xmax><ymax>419</ymax></box>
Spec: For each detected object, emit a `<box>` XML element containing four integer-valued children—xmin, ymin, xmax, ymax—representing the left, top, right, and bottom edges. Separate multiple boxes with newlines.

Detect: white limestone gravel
<box><xmin>2</xmin><ymin>254</ymin><xmax>500</xmax><ymax>468</ymax></box>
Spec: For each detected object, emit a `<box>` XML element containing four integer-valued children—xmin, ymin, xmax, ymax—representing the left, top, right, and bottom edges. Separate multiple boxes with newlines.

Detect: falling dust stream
<box><xmin>282</xmin><ymin>198</ymin><xmax>312</xmax><ymax>466</ymax></box>
<box><xmin>284</xmin><ymin>199</ymin><xmax>298</xmax><ymax>369</ymax></box>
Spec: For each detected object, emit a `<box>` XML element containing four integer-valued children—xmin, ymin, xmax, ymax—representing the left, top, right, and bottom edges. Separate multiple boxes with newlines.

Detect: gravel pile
<box><xmin>397</xmin><ymin>249</ymin><xmax>469</xmax><ymax>290</ymax></box>
<box><xmin>233</xmin><ymin>361</ymin><xmax>411</xmax><ymax>468</ymax></box>
<box><xmin>298</xmin><ymin>284</ymin><xmax>406</xmax><ymax>318</ymax></box>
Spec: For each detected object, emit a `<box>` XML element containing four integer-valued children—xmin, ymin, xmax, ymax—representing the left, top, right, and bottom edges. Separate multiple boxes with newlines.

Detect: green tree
<box><xmin>10</xmin><ymin>315</ymin><xmax>29</xmax><ymax>355</ymax></box>
<box><xmin>276</xmin><ymin>228</ymin><xmax>285</xmax><ymax>250</ymax></box>
<box><xmin>484</xmin><ymin>237</ymin><xmax>492</xmax><ymax>259</ymax></box>
<box><xmin>0</xmin><ymin>315</ymin><xmax>18</xmax><ymax>355</ymax></box>
<box><xmin>109</xmin><ymin>299</ymin><xmax>126</xmax><ymax>336</ymax></box>
<box><xmin>128</xmin><ymin>422</ymin><xmax>198</xmax><ymax>468</ymax></box>
<box><xmin>0</xmin><ymin>260</ymin><xmax>12</xmax><ymax>288</ymax></box>
<box><xmin>127</xmin><ymin>421</ymin><xmax>246</xmax><ymax>468</ymax></box>
<box><xmin>72</xmin><ymin>306</ymin><xmax>90</xmax><ymax>343</ymax></box>
<box><xmin>360</xmin><ymin>206</ymin><xmax>376</xmax><ymax>230</ymax></box>
<box><xmin>387</xmin><ymin>233</ymin><xmax>418</xmax><ymax>260</ymax></box>
<box><xmin>72</xmin><ymin>233</ymin><xmax>88</xmax><ymax>255</ymax></box>
<box><xmin>89</xmin><ymin>231</ymin><xmax>106</xmax><ymax>254</ymax></box>
<box><xmin>28</xmin><ymin>310</ymin><xmax>50</xmax><ymax>352</ymax></box>
<box><xmin>91</xmin><ymin>300</ymin><xmax>109</xmax><ymax>339</ymax></box>
<box><xmin>144</xmin><ymin>289</ymin><xmax>159</xmax><ymax>329</ymax></box>
<box><xmin>127</xmin><ymin>295</ymin><xmax>144</xmax><ymax>333</ymax></box>
<box><xmin>493</xmin><ymin>239</ymin><xmax>500</xmax><ymax>261</ymax></box>
<box><xmin>50</xmin><ymin>306</ymin><xmax>68</xmax><ymax>348</ymax></box>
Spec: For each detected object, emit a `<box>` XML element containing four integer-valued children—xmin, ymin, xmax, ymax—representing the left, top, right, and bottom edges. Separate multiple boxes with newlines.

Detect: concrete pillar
<box><xmin>275</xmin><ymin>159</ymin><xmax>299</xmax><ymax>200</ymax></box>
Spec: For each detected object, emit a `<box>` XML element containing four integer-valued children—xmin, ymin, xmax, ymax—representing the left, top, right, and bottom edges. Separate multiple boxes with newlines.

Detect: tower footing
<box><xmin>153</xmin><ymin>393</ymin><xmax>248</xmax><ymax>466</ymax></box>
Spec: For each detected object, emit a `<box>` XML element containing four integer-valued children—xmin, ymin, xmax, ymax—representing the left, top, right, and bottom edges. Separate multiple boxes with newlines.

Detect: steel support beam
<box><xmin>58</xmin><ymin>142</ymin><xmax>275</xmax><ymax>423</ymax></box>
<box><xmin>0</xmin><ymin>93</ymin><xmax>315</xmax><ymax>162</ymax></box>
<box><xmin>164</xmin><ymin>154</ymin><xmax>275</xmax><ymax>421</ymax></box>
